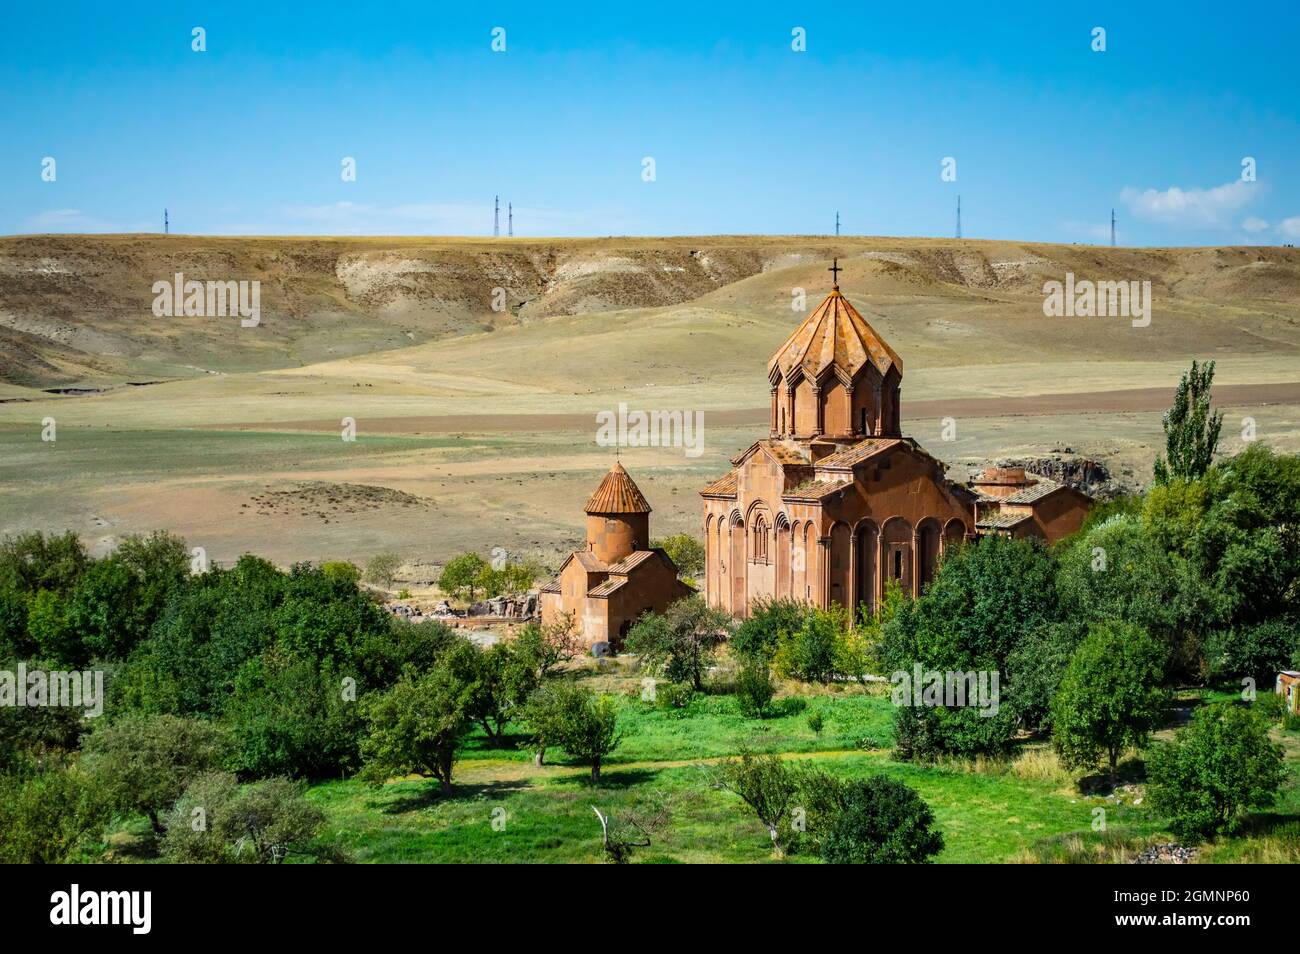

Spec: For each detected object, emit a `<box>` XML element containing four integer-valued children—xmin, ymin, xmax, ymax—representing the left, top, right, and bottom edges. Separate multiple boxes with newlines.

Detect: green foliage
<box><xmin>1205</xmin><ymin>617</ymin><xmax>1300</xmax><ymax>684</ymax></box>
<box><xmin>442</xmin><ymin>638</ymin><xmax>537</xmax><ymax>743</ymax></box>
<box><xmin>731</xmin><ymin>597</ymin><xmax>807</xmax><ymax>665</ymax></box>
<box><xmin>0</xmin><ymin>584</ymin><xmax>31</xmax><ymax>659</ymax></box>
<box><xmin>320</xmin><ymin>561</ymin><xmax>361</xmax><ymax>585</ymax></box>
<box><xmin>67</xmin><ymin>558</ymin><xmax>148</xmax><ymax>662</ymax></box>
<box><xmin>1005</xmin><ymin>622</ymin><xmax>1085</xmax><ymax>734</ymax></box>
<box><xmin>162</xmin><ymin>773</ymin><xmax>330</xmax><ymax>863</ymax></box>
<box><xmin>772</xmin><ymin>603</ymin><xmax>846</xmax><ymax>684</ymax></box>
<box><xmin>807</xmin><ymin>710</ymin><xmax>825</xmax><ymax>736</ymax></box>
<box><xmin>26</xmin><ymin>589</ymin><xmax>77</xmax><ymax>664</ymax></box>
<box><xmin>362</xmin><ymin>552</ymin><xmax>402</xmax><ymax>589</ymax></box>
<box><xmin>474</xmin><ymin>561</ymin><xmax>536</xmax><ymax>598</ymax></box>
<box><xmin>651</xmin><ymin>533</ymin><xmax>705</xmax><ymax>579</ymax></box>
<box><xmin>820</xmin><ymin>775</ymin><xmax>944</xmax><ymax>864</ymax></box>
<box><xmin>520</xmin><ymin>679</ymin><xmax>587</xmax><ymax>765</ymax></box>
<box><xmin>360</xmin><ymin>660</ymin><xmax>473</xmax><ymax>792</ymax></box>
<box><xmin>81</xmin><ymin>714</ymin><xmax>231</xmax><ymax>833</ymax></box>
<box><xmin>654</xmin><ymin>680</ymin><xmax>695</xmax><ymax>712</ymax></box>
<box><xmin>226</xmin><ymin>653</ymin><xmax>365</xmax><ymax>779</ymax></box>
<box><xmin>1154</xmin><ymin>359</ymin><xmax>1223</xmax><ymax>484</ymax></box>
<box><xmin>0</xmin><ymin>760</ymin><xmax>108</xmax><ymax>863</ymax></box>
<box><xmin>882</xmin><ymin>536</ymin><xmax>1057</xmax><ymax>759</ymax></box>
<box><xmin>734</xmin><ymin>661</ymin><xmax>775</xmax><ymax>718</ymax></box>
<box><xmin>511</xmin><ymin>613</ymin><xmax>580</xmax><ymax>680</ymax></box>
<box><xmin>270</xmin><ymin>563</ymin><xmax>393</xmax><ymax>677</ymax></box>
<box><xmin>714</xmin><ymin>751</ymin><xmax>799</xmax><ymax>855</ymax></box>
<box><xmin>553</xmin><ymin>688</ymin><xmax>622</xmax><ymax>782</ymax></box>
<box><xmin>0</xmin><ymin>530</ymin><xmax>89</xmax><ymax>596</ymax></box>
<box><xmin>1051</xmin><ymin>622</ymin><xmax>1169</xmax><ymax>779</ymax></box>
<box><xmin>625</xmin><ymin>595</ymin><xmax>731</xmax><ymax>690</ymax></box>
<box><xmin>438</xmin><ymin>553</ymin><xmax>488</xmax><ymax>600</ymax></box>
<box><xmin>1146</xmin><ymin>703</ymin><xmax>1285</xmax><ymax>841</ymax></box>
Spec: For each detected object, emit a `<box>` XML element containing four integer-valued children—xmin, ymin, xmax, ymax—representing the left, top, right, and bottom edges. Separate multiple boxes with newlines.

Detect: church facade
<box><xmin>700</xmin><ymin>265</ymin><xmax>1091</xmax><ymax>619</ymax></box>
<box><xmin>541</xmin><ymin>461</ymin><xmax>693</xmax><ymax>648</ymax></box>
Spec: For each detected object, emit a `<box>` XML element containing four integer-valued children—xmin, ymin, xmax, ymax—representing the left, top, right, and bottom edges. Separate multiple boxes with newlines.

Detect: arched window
<box><xmin>859</xmin><ymin>407</ymin><xmax>868</xmax><ymax>435</ymax></box>
<box><xmin>752</xmin><ymin>514</ymin><xmax>769</xmax><ymax>564</ymax></box>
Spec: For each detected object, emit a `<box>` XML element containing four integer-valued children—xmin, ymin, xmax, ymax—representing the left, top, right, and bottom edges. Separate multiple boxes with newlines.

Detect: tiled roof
<box><xmin>607</xmin><ymin>550</ymin><xmax>657</xmax><ymax>574</ymax></box>
<box><xmin>976</xmin><ymin>512</ymin><xmax>1034</xmax><ymax>530</ymax></box>
<box><xmin>1003</xmin><ymin>476</ymin><xmax>1064</xmax><ymax>505</ymax></box>
<box><xmin>539</xmin><ymin>579</ymin><xmax>561</xmax><ymax>594</ymax></box>
<box><xmin>768</xmin><ymin>284</ymin><xmax>903</xmax><ymax>386</ymax></box>
<box><xmin>587</xmin><ymin>577</ymin><xmax>627</xmax><ymax>598</ymax></box>
<box><xmin>585</xmin><ymin>461</ymin><xmax>652</xmax><ymax>514</ymax></box>
<box><xmin>816</xmin><ymin>438</ymin><xmax>903</xmax><ymax>470</ymax></box>
<box><xmin>573</xmin><ymin>551</ymin><xmax>609</xmax><ymax>573</ymax></box>
<box><xmin>700</xmin><ymin>471</ymin><xmax>738</xmax><ymax>497</ymax></box>
<box><xmin>785</xmin><ymin>478</ymin><xmax>854</xmax><ymax>502</ymax></box>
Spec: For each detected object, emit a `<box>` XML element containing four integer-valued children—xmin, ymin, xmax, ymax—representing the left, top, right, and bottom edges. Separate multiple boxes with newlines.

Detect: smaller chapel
<box><xmin>540</xmin><ymin>461</ymin><xmax>693</xmax><ymax>649</ymax></box>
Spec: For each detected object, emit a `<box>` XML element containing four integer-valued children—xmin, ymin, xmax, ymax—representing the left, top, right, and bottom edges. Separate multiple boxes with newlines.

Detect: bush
<box><xmin>1146</xmin><ymin>703</ymin><xmax>1285</xmax><ymax>841</ymax></box>
<box><xmin>553</xmin><ymin>688</ymin><xmax>621</xmax><ymax>782</ymax></box>
<box><xmin>320</xmin><ymin>561</ymin><xmax>361</xmax><ymax>585</ymax></box>
<box><xmin>1051</xmin><ymin>621</ymin><xmax>1168</xmax><ymax>781</ymax></box>
<box><xmin>651</xmin><ymin>533</ymin><xmax>705</xmax><ymax>579</ymax></box>
<box><xmin>715</xmin><ymin>751</ymin><xmax>799</xmax><ymax>855</ymax></box>
<box><xmin>81</xmin><ymin>714</ymin><xmax>230</xmax><ymax>834</ymax></box>
<box><xmin>820</xmin><ymin>776</ymin><xmax>944</xmax><ymax>864</ymax></box>
<box><xmin>625</xmin><ymin>596</ymin><xmax>731</xmax><ymax>690</ymax></box>
<box><xmin>363</xmin><ymin>552</ymin><xmax>402</xmax><ymax>590</ymax></box>
<box><xmin>734</xmin><ymin>662</ymin><xmax>775</xmax><ymax>718</ymax></box>
<box><xmin>1205</xmin><ymin>617</ymin><xmax>1300</xmax><ymax>685</ymax></box>
<box><xmin>162</xmin><ymin>773</ymin><xmax>330</xmax><ymax>863</ymax></box>
<box><xmin>653</xmin><ymin>680</ymin><xmax>695</xmax><ymax>712</ymax></box>
<box><xmin>0</xmin><ymin>760</ymin><xmax>108</xmax><ymax>863</ymax></box>
<box><xmin>360</xmin><ymin>659</ymin><xmax>474</xmax><ymax>793</ymax></box>
<box><xmin>731</xmin><ymin>598</ymin><xmax>807</xmax><ymax>664</ymax></box>
<box><xmin>807</xmin><ymin>710</ymin><xmax>825</xmax><ymax>736</ymax></box>
<box><xmin>437</xmin><ymin>553</ymin><xmax>487</xmax><ymax>600</ymax></box>
<box><xmin>772</xmin><ymin>604</ymin><xmax>846</xmax><ymax>684</ymax></box>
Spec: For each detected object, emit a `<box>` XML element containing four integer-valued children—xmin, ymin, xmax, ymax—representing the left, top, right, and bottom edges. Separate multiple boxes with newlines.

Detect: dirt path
<box><xmin>220</xmin><ymin>381</ymin><xmax>1300</xmax><ymax>434</ymax></box>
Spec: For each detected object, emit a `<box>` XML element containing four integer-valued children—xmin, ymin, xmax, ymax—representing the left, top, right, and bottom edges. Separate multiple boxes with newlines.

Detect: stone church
<box><xmin>540</xmin><ymin>461</ymin><xmax>693</xmax><ymax>648</ymax></box>
<box><xmin>700</xmin><ymin>263</ymin><xmax>1091</xmax><ymax>619</ymax></box>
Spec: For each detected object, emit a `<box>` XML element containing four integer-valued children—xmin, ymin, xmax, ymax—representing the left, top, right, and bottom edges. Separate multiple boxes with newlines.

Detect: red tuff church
<box><xmin>700</xmin><ymin>261</ymin><xmax>1091</xmax><ymax>619</ymax></box>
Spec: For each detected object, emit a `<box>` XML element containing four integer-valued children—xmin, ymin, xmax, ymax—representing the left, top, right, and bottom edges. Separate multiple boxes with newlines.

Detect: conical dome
<box><xmin>768</xmin><ymin>285</ymin><xmax>902</xmax><ymax>386</ymax></box>
<box><xmin>584</xmin><ymin>461</ymin><xmax>652</xmax><ymax>514</ymax></box>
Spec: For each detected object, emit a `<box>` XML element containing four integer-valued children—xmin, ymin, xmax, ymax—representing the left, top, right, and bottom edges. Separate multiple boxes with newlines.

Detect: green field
<box><xmin>298</xmin><ymin>675</ymin><xmax>1300</xmax><ymax>864</ymax></box>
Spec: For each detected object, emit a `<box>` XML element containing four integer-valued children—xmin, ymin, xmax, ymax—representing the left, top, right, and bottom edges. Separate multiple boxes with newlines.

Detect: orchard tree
<box><xmin>81</xmin><ymin>714</ymin><xmax>231</xmax><ymax>834</ymax></box>
<box><xmin>162</xmin><ymin>773</ymin><xmax>330</xmax><ymax>864</ymax></box>
<box><xmin>360</xmin><ymin>661</ymin><xmax>473</xmax><ymax>793</ymax></box>
<box><xmin>714</xmin><ymin>751</ymin><xmax>799</xmax><ymax>855</ymax></box>
<box><xmin>555</xmin><ymin>688</ymin><xmax>621</xmax><ymax>783</ymax></box>
<box><xmin>1052</xmin><ymin>622</ymin><xmax>1168</xmax><ymax>783</ymax></box>
<box><xmin>625</xmin><ymin>595</ymin><xmax>731</xmax><ymax>690</ymax></box>
<box><xmin>438</xmin><ymin>553</ymin><xmax>488</xmax><ymax>601</ymax></box>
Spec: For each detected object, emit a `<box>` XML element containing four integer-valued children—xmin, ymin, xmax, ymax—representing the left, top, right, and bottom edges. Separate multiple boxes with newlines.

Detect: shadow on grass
<box><xmin>1077</xmin><ymin>757</ymin><xmax>1147</xmax><ymax>795</ymax></box>
<box><xmin>379</xmin><ymin>778</ymin><xmax>532</xmax><ymax>813</ymax></box>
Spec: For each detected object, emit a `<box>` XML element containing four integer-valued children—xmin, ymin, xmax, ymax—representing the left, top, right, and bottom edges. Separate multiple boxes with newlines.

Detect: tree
<box><xmin>592</xmin><ymin>798</ymin><xmax>670</xmax><ymax>864</ymax></box>
<box><xmin>512</xmin><ymin>613</ymin><xmax>580</xmax><ymax>681</ymax></box>
<box><xmin>363</xmin><ymin>552</ymin><xmax>402</xmax><ymax>590</ymax></box>
<box><xmin>360</xmin><ymin>661</ymin><xmax>473</xmax><ymax>793</ymax></box>
<box><xmin>1154</xmin><ymin>359</ymin><xmax>1223</xmax><ymax>484</ymax></box>
<box><xmin>320</xmin><ymin>561</ymin><xmax>361</xmax><ymax>585</ymax></box>
<box><xmin>651</xmin><ymin>533</ymin><xmax>705</xmax><ymax>579</ymax></box>
<box><xmin>438</xmin><ymin>553</ymin><xmax>488</xmax><ymax>601</ymax></box>
<box><xmin>81</xmin><ymin>714</ymin><xmax>231</xmax><ymax>834</ymax></box>
<box><xmin>819</xmin><ymin>776</ymin><xmax>944</xmax><ymax>864</ymax></box>
<box><xmin>26</xmin><ymin>589</ymin><xmax>77</xmax><ymax>665</ymax></box>
<box><xmin>734</xmin><ymin>661</ymin><xmax>776</xmax><ymax>718</ymax></box>
<box><xmin>442</xmin><ymin>638</ymin><xmax>534</xmax><ymax>744</ymax></box>
<box><xmin>1146</xmin><ymin>703</ymin><xmax>1285</xmax><ymax>841</ymax></box>
<box><xmin>715</xmin><ymin>751</ymin><xmax>799</xmax><ymax>855</ymax></box>
<box><xmin>773</xmin><ymin>604</ymin><xmax>846</xmax><ymax>683</ymax></box>
<box><xmin>624</xmin><ymin>595</ymin><xmax>730</xmax><ymax>690</ymax></box>
<box><xmin>1052</xmin><ymin>622</ymin><xmax>1168</xmax><ymax>782</ymax></box>
<box><xmin>554</xmin><ymin>689</ymin><xmax>621</xmax><ymax>782</ymax></box>
<box><xmin>162</xmin><ymin>773</ymin><xmax>331</xmax><ymax>864</ymax></box>
<box><xmin>519</xmin><ymin>680</ymin><xmax>585</xmax><ymax>766</ymax></box>
<box><xmin>0</xmin><ymin>530</ymin><xmax>88</xmax><ymax>596</ymax></box>
<box><xmin>731</xmin><ymin>597</ymin><xmax>807</xmax><ymax>665</ymax></box>
<box><xmin>0</xmin><ymin>761</ymin><xmax>108</xmax><ymax>864</ymax></box>
<box><xmin>67</xmin><ymin>557</ymin><xmax>148</xmax><ymax>661</ymax></box>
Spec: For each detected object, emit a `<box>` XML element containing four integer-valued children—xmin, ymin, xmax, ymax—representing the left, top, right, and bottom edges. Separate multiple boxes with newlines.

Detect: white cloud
<box><xmin>1278</xmin><ymin>216</ymin><xmax>1300</xmax><ymax>239</ymax></box>
<box><xmin>23</xmin><ymin>208</ymin><xmax>118</xmax><ymax>232</ymax></box>
<box><xmin>1241</xmin><ymin>216</ymin><xmax>1270</xmax><ymax>233</ymax></box>
<box><xmin>1120</xmin><ymin>179</ymin><xmax>1257</xmax><ymax>229</ymax></box>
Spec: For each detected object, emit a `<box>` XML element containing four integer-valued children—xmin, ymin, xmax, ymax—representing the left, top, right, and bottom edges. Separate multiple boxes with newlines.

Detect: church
<box><xmin>540</xmin><ymin>461</ymin><xmax>693</xmax><ymax>648</ymax></box>
<box><xmin>700</xmin><ymin>261</ymin><xmax>1092</xmax><ymax>619</ymax></box>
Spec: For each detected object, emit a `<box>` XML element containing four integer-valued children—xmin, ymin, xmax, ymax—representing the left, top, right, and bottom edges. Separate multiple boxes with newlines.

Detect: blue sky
<box><xmin>2</xmin><ymin>1</ymin><xmax>1298</xmax><ymax>244</ymax></box>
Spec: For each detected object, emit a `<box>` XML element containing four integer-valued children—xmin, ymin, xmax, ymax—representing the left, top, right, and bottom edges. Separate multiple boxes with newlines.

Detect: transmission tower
<box><xmin>508</xmin><ymin>202</ymin><xmax>513</xmax><ymax>237</ymax></box>
<box><xmin>164</xmin><ymin>208</ymin><xmax>169</xmax><ymax>235</ymax></box>
<box><xmin>835</xmin><ymin>211</ymin><xmax>840</xmax><ymax>237</ymax></box>
<box><xmin>1111</xmin><ymin>208</ymin><xmax>1116</xmax><ymax>247</ymax></box>
<box><xmin>494</xmin><ymin>195</ymin><xmax>500</xmax><ymax>237</ymax></box>
<box><xmin>956</xmin><ymin>196</ymin><xmax>961</xmax><ymax>239</ymax></box>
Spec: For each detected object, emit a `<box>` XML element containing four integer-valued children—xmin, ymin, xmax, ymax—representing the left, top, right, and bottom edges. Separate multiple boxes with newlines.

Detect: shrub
<box><xmin>360</xmin><ymin>660</ymin><xmax>474</xmax><ymax>793</ymax></box>
<box><xmin>715</xmin><ymin>751</ymin><xmax>799</xmax><ymax>855</ymax></box>
<box><xmin>807</xmin><ymin>710</ymin><xmax>825</xmax><ymax>736</ymax></box>
<box><xmin>731</xmin><ymin>598</ymin><xmax>807</xmax><ymax>664</ymax></box>
<box><xmin>654</xmin><ymin>680</ymin><xmax>695</xmax><ymax>712</ymax></box>
<box><xmin>363</xmin><ymin>552</ymin><xmax>402</xmax><ymax>590</ymax></box>
<box><xmin>625</xmin><ymin>596</ymin><xmax>731</xmax><ymax>690</ymax></box>
<box><xmin>1051</xmin><ymin>621</ymin><xmax>1169</xmax><ymax>781</ymax></box>
<box><xmin>320</xmin><ymin>561</ymin><xmax>361</xmax><ymax>584</ymax></box>
<box><xmin>554</xmin><ymin>689</ymin><xmax>621</xmax><ymax>783</ymax></box>
<box><xmin>81</xmin><ymin>714</ymin><xmax>231</xmax><ymax>834</ymax></box>
<box><xmin>162</xmin><ymin>773</ymin><xmax>330</xmax><ymax>864</ymax></box>
<box><xmin>651</xmin><ymin>533</ymin><xmax>705</xmax><ymax>579</ymax></box>
<box><xmin>820</xmin><ymin>776</ymin><xmax>944</xmax><ymax>864</ymax></box>
<box><xmin>734</xmin><ymin>662</ymin><xmax>775</xmax><ymax>718</ymax></box>
<box><xmin>0</xmin><ymin>760</ymin><xmax>108</xmax><ymax>863</ymax></box>
<box><xmin>772</xmin><ymin>604</ymin><xmax>846</xmax><ymax>684</ymax></box>
<box><xmin>437</xmin><ymin>553</ymin><xmax>487</xmax><ymax>600</ymax></box>
<box><xmin>1146</xmin><ymin>703</ymin><xmax>1285</xmax><ymax>841</ymax></box>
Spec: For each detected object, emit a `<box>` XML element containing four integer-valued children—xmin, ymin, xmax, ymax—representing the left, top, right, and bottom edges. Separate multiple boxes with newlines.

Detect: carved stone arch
<box><xmin>942</xmin><ymin>518</ymin><xmax>967</xmax><ymax>554</ymax></box>
<box><xmin>729</xmin><ymin>510</ymin><xmax>747</xmax><ymax>616</ymax></box>
<box><xmin>828</xmin><ymin>521</ymin><xmax>852</xmax><ymax>610</ymax></box>
<box><xmin>774</xmin><ymin>512</ymin><xmax>792</xmax><ymax>597</ymax></box>
<box><xmin>853</xmin><ymin>518</ymin><xmax>879</xmax><ymax>614</ymax></box>
<box><xmin>916</xmin><ymin>517</ymin><xmax>942</xmax><ymax>591</ymax></box>
<box><xmin>704</xmin><ymin>513</ymin><xmax>715</xmax><ymax>606</ymax></box>
<box><xmin>881</xmin><ymin>516</ymin><xmax>914</xmax><ymax>596</ymax></box>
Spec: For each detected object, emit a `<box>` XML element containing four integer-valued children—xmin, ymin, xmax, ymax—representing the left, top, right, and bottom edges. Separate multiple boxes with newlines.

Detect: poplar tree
<box><xmin>1154</xmin><ymin>360</ymin><xmax>1223</xmax><ymax>483</ymax></box>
